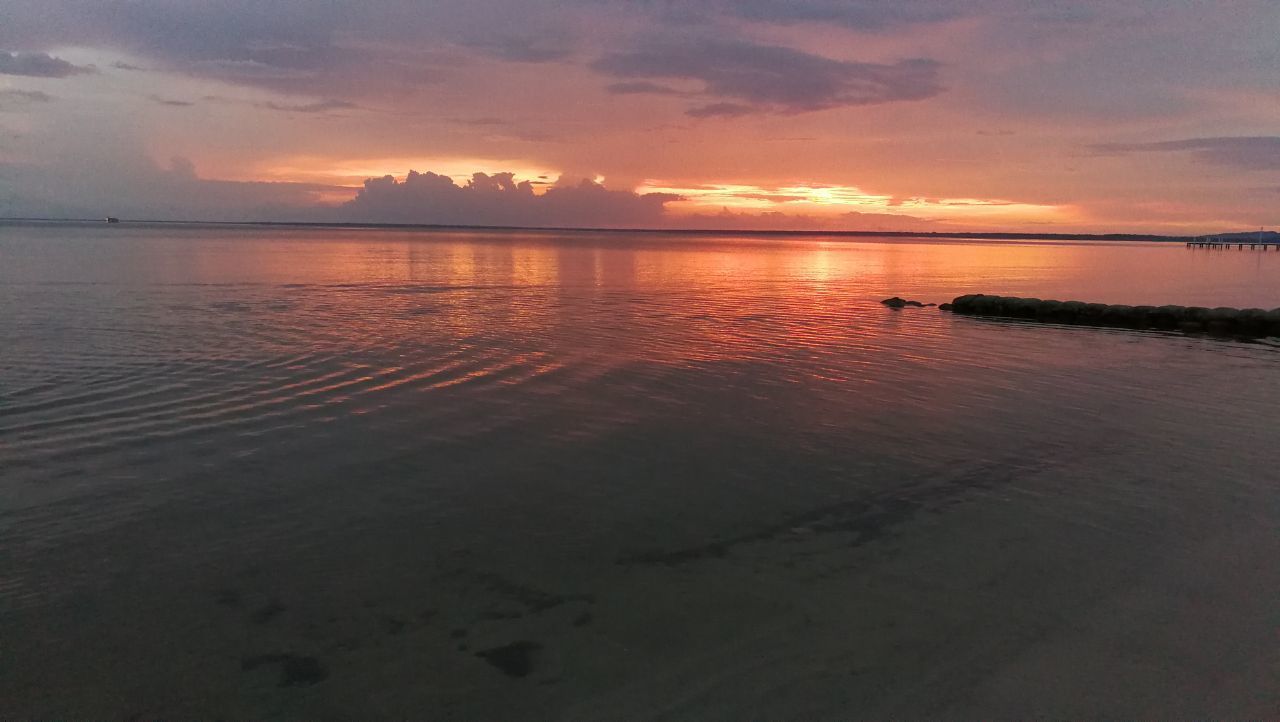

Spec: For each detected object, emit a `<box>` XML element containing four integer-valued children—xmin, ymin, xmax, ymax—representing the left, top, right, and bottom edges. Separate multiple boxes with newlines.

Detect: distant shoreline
<box><xmin>0</xmin><ymin>216</ymin><xmax>1220</xmax><ymax>242</ymax></box>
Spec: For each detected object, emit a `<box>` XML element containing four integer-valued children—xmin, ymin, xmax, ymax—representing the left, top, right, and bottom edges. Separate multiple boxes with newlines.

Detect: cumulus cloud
<box><xmin>0</xmin><ymin>51</ymin><xmax>95</xmax><ymax>78</ymax></box>
<box><xmin>341</xmin><ymin>170</ymin><xmax>681</xmax><ymax>228</ymax></box>
<box><xmin>592</xmin><ymin>38</ymin><xmax>943</xmax><ymax>116</ymax></box>
<box><xmin>335</xmin><ymin>168</ymin><xmax>948</xmax><ymax>231</ymax></box>
<box><xmin>1092</xmin><ymin>137</ymin><xmax>1280</xmax><ymax>171</ymax></box>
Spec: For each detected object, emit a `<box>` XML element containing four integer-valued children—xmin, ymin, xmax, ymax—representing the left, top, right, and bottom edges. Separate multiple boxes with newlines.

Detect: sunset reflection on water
<box><xmin>2</xmin><ymin>224</ymin><xmax>1280</xmax><ymax>719</ymax></box>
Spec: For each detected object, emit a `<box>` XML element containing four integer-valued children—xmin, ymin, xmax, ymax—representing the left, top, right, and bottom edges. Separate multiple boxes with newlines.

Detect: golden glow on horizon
<box><xmin>227</xmin><ymin>155</ymin><xmax>1073</xmax><ymax>226</ymax></box>
<box><xmin>638</xmin><ymin>181</ymin><xmax>1071</xmax><ymax>224</ymax></box>
<box><xmin>246</xmin><ymin>155</ymin><xmax>562</xmax><ymax>189</ymax></box>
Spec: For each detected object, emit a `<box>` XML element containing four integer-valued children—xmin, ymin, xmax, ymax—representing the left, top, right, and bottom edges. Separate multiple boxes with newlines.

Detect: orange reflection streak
<box><xmin>53</xmin><ymin>228</ymin><xmax>1278</xmax><ymax>461</ymax></box>
<box><xmin>164</xmin><ymin>230</ymin><xmax>1106</xmax><ymax>359</ymax></box>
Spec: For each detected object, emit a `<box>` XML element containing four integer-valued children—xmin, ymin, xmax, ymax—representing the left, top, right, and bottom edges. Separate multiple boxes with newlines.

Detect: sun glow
<box><xmin>231</xmin><ymin>153</ymin><xmax>1073</xmax><ymax>227</ymax></box>
<box><xmin>639</xmin><ymin>181</ymin><xmax>1071</xmax><ymax>225</ymax></box>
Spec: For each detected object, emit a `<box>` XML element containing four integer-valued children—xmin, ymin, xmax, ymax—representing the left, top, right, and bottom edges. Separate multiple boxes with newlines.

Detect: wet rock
<box><xmin>881</xmin><ymin>297</ymin><xmax>929</xmax><ymax>308</ymax></box>
<box><xmin>1206</xmin><ymin>307</ymin><xmax>1239</xmax><ymax>334</ymax></box>
<box><xmin>1131</xmin><ymin>305</ymin><xmax>1158</xmax><ymax>327</ymax></box>
<box><xmin>1012</xmin><ymin>298</ymin><xmax>1043</xmax><ymax>317</ymax></box>
<box><xmin>1107</xmin><ymin>304</ymin><xmax>1146</xmax><ymax>327</ymax></box>
<box><xmin>960</xmin><ymin>295</ymin><xmax>995</xmax><ymax>313</ymax></box>
<box><xmin>1035</xmin><ymin>299</ymin><xmax>1063</xmax><ymax>319</ymax></box>
<box><xmin>1237</xmin><ymin>308</ymin><xmax>1268</xmax><ymax>333</ymax></box>
<box><xmin>476</xmin><ymin>641</ymin><xmax>542</xmax><ymax>678</ymax></box>
<box><xmin>938</xmin><ymin>303</ymin><xmax>953</xmax><ymax>311</ymax></box>
<box><xmin>1152</xmin><ymin>305</ymin><xmax>1185</xmax><ymax>329</ymax></box>
<box><xmin>1185</xmin><ymin>306</ymin><xmax>1211</xmax><ymax>323</ymax></box>
<box><xmin>1059</xmin><ymin>300</ymin><xmax>1087</xmax><ymax>318</ymax></box>
<box><xmin>1264</xmin><ymin>308</ymin><xmax>1280</xmax><ymax>335</ymax></box>
<box><xmin>1080</xmin><ymin>303</ymin><xmax>1109</xmax><ymax>319</ymax></box>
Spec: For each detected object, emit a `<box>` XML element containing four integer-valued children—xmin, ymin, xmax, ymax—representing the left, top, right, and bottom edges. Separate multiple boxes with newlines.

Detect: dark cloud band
<box><xmin>1092</xmin><ymin>137</ymin><xmax>1280</xmax><ymax>171</ymax></box>
<box><xmin>592</xmin><ymin>38</ymin><xmax>943</xmax><ymax>116</ymax></box>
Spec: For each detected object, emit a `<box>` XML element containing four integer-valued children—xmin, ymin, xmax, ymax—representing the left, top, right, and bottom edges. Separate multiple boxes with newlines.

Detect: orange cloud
<box><xmin>638</xmin><ymin>180</ymin><xmax>1072</xmax><ymax>226</ymax></box>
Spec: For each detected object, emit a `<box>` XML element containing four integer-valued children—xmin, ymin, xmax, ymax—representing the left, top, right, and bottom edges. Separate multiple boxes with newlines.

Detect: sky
<box><xmin>0</xmin><ymin>0</ymin><xmax>1277</xmax><ymax>233</ymax></box>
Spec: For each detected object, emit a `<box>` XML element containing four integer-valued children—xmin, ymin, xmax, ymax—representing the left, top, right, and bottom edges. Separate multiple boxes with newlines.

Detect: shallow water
<box><xmin>3</xmin><ymin>222</ymin><xmax>1280</xmax><ymax>718</ymax></box>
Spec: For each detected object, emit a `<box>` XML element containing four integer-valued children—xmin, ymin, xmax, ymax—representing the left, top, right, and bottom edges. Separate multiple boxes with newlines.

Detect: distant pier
<box><xmin>1187</xmin><ymin>237</ymin><xmax>1279</xmax><ymax>250</ymax></box>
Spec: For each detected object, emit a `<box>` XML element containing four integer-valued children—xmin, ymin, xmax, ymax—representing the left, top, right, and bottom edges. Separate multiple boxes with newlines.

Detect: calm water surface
<box><xmin>3</xmin><ymin>223</ymin><xmax>1280</xmax><ymax>718</ymax></box>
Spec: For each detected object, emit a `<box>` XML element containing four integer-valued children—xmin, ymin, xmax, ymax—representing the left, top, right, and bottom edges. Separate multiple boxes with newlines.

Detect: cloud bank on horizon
<box><xmin>0</xmin><ymin>0</ymin><xmax>1276</xmax><ymax>232</ymax></box>
<box><xmin>343</xmin><ymin>171</ymin><xmax>680</xmax><ymax>228</ymax></box>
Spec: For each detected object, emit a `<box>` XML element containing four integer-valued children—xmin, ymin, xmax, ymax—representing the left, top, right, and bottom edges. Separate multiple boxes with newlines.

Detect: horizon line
<box><xmin>0</xmin><ymin>216</ymin><xmax>1218</xmax><ymax>242</ymax></box>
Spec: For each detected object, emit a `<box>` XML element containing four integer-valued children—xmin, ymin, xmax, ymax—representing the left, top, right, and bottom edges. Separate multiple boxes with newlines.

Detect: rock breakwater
<box><xmin>945</xmin><ymin>294</ymin><xmax>1280</xmax><ymax>337</ymax></box>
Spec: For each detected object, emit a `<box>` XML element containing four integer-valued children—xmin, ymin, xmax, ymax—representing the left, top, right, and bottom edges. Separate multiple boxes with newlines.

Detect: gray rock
<box><xmin>1185</xmin><ymin>306</ymin><xmax>1211</xmax><ymax>322</ymax></box>
<box><xmin>881</xmin><ymin>297</ymin><xmax>929</xmax><ymax>308</ymax></box>
<box><xmin>1237</xmin><ymin>308</ymin><xmax>1268</xmax><ymax>332</ymax></box>
<box><xmin>941</xmin><ymin>294</ymin><xmax>1273</xmax><ymax>338</ymax></box>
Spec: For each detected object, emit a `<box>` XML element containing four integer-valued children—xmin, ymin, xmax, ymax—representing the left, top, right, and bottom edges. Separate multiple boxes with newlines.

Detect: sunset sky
<box><xmin>0</xmin><ymin>0</ymin><xmax>1277</xmax><ymax>233</ymax></box>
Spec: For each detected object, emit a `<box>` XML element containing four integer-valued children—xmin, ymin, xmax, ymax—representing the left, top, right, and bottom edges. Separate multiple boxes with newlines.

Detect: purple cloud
<box><xmin>462</xmin><ymin>34</ymin><xmax>574</xmax><ymax>63</ymax></box>
<box><xmin>657</xmin><ymin>0</ymin><xmax>1090</xmax><ymax>32</ymax></box>
<box><xmin>720</xmin><ymin>0</ymin><xmax>963</xmax><ymax>29</ymax></box>
<box><xmin>0</xmin><ymin>153</ymin><xmax>345</xmax><ymax>221</ymax></box>
<box><xmin>1092</xmin><ymin>137</ymin><xmax>1280</xmax><ymax>171</ymax></box>
<box><xmin>148</xmin><ymin>95</ymin><xmax>194</xmax><ymax>107</ymax></box>
<box><xmin>606</xmin><ymin>81</ymin><xmax>688</xmax><ymax>96</ymax></box>
<box><xmin>257</xmin><ymin>98</ymin><xmax>358</xmax><ymax>113</ymax></box>
<box><xmin>0</xmin><ymin>51</ymin><xmax>94</xmax><ymax>78</ymax></box>
<box><xmin>0</xmin><ymin>89</ymin><xmax>54</xmax><ymax>106</ymax></box>
<box><xmin>685</xmin><ymin>102</ymin><xmax>756</xmax><ymax>118</ymax></box>
<box><xmin>592</xmin><ymin>38</ymin><xmax>943</xmax><ymax>115</ymax></box>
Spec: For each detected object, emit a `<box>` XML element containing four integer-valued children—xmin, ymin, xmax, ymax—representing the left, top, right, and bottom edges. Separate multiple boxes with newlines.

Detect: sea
<box><xmin>3</xmin><ymin>221</ymin><xmax>1279</xmax><ymax>718</ymax></box>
